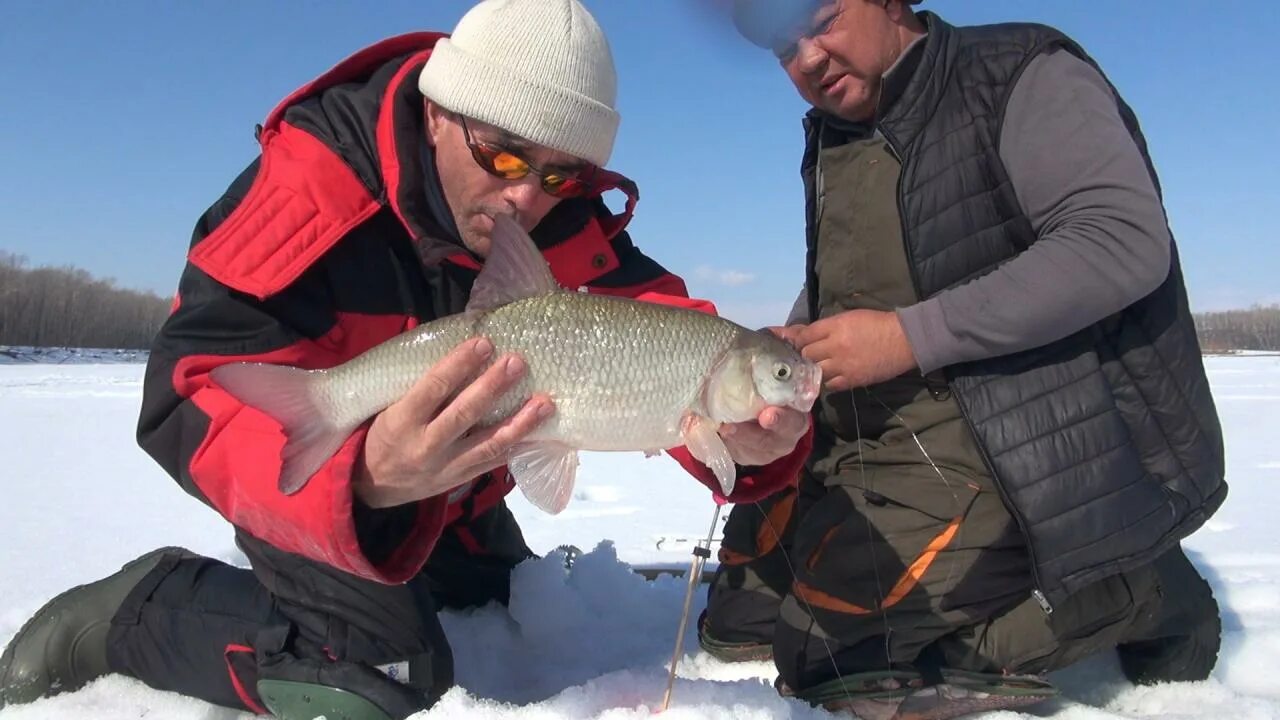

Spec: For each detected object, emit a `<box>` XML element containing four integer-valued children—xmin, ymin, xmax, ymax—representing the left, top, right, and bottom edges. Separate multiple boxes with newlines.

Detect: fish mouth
<box><xmin>789</xmin><ymin>363</ymin><xmax>822</xmax><ymax>412</ymax></box>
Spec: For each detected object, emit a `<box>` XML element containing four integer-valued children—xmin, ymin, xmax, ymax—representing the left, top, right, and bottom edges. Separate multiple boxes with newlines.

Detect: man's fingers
<box><xmin>420</xmin><ymin>352</ymin><xmax>527</xmax><ymax>448</ymax></box>
<box><xmin>808</xmin><ymin>354</ymin><xmax>852</xmax><ymax>390</ymax></box>
<box><xmin>760</xmin><ymin>407</ymin><xmax>808</xmax><ymax>435</ymax></box>
<box><xmin>723</xmin><ymin>427</ymin><xmax>783</xmax><ymax>466</ymax></box>
<box><xmin>724</xmin><ymin>422</ymin><xmax>772</xmax><ymax>450</ymax></box>
<box><xmin>801</xmin><ymin>337</ymin><xmax>837</xmax><ymax>364</ymax></box>
<box><xmin>794</xmin><ymin>321</ymin><xmax>832</xmax><ymax>348</ymax></box>
<box><xmin>450</xmin><ymin>395</ymin><xmax>556</xmax><ymax>473</ymax></box>
<box><xmin>767</xmin><ymin>325</ymin><xmax>806</xmax><ymax>347</ymax></box>
<box><xmin>724</xmin><ymin>408</ymin><xmax>809</xmax><ymax>465</ymax></box>
<box><xmin>400</xmin><ymin>337</ymin><xmax>495</xmax><ymax>425</ymax></box>
<box><xmin>824</xmin><ymin>373</ymin><xmax>853</xmax><ymax>392</ymax></box>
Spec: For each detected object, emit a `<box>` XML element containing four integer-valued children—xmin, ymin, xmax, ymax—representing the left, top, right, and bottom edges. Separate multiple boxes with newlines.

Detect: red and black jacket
<box><xmin>137</xmin><ymin>33</ymin><xmax>812</xmax><ymax>583</ymax></box>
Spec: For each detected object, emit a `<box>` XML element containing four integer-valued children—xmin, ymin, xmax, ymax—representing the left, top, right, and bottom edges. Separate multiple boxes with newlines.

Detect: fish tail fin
<box><xmin>210</xmin><ymin>363</ymin><xmax>355</xmax><ymax>495</ymax></box>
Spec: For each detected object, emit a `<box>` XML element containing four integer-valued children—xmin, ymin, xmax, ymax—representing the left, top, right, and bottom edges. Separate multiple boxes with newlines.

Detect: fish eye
<box><xmin>774</xmin><ymin>363</ymin><xmax>792</xmax><ymax>381</ymax></box>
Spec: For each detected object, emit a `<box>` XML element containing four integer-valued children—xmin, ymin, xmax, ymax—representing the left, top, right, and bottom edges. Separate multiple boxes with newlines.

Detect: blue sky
<box><xmin>1</xmin><ymin>1</ymin><xmax>1276</xmax><ymax>329</ymax></box>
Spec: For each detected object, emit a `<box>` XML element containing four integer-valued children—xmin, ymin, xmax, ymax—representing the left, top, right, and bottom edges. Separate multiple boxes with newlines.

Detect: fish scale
<box><xmin>479</xmin><ymin>292</ymin><xmax>741</xmax><ymax>450</ymax></box>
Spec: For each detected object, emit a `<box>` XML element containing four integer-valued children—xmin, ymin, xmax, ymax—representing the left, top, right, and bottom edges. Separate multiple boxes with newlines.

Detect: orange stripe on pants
<box><xmin>794</xmin><ymin>514</ymin><xmax>963</xmax><ymax>616</ymax></box>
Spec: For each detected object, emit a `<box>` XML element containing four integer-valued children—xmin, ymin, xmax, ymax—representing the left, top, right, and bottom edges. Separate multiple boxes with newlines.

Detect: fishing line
<box><xmin>752</xmin><ymin>498</ymin><xmax>852</xmax><ymax>701</ymax></box>
<box><xmin>853</xmin><ymin>389</ymin><xmax>895</xmax><ymax>668</ymax></box>
<box><xmin>747</xmin><ymin>386</ymin><xmax>968</xmax><ymax>706</ymax></box>
<box><xmin>866</xmin><ymin>392</ymin><xmax>967</xmax><ymax>647</ymax></box>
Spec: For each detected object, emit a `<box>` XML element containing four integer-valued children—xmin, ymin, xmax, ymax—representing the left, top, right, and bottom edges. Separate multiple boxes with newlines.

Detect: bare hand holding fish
<box><xmin>788</xmin><ymin>309</ymin><xmax>918</xmax><ymax>391</ymax></box>
<box><xmin>718</xmin><ymin>406</ymin><xmax>810</xmax><ymax>467</ymax></box>
<box><xmin>354</xmin><ymin>340</ymin><xmax>555</xmax><ymax>509</ymax></box>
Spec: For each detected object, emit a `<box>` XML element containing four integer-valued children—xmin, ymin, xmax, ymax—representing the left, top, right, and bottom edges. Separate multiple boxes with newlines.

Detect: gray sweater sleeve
<box><xmin>896</xmin><ymin>48</ymin><xmax>1172</xmax><ymax>374</ymax></box>
<box><xmin>785</xmin><ymin>285</ymin><xmax>810</xmax><ymax>326</ymax></box>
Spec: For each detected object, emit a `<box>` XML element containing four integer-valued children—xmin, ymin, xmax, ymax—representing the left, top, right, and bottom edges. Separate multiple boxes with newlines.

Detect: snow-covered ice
<box><xmin>1</xmin><ymin>354</ymin><xmax>1278</xmax><ymax>719</ymax></box>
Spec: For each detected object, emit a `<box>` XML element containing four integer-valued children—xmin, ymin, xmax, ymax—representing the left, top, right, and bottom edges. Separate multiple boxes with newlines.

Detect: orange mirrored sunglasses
<box><xmin>460</xmin><ymin>117</ymin><xmax>596</xmax><ymax>199</ymax></box>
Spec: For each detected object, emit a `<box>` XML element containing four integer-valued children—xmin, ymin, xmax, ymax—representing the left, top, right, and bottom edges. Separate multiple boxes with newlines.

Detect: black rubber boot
<box><xmin>0</xmin><ymin>546</ymin><xmax>194</xmax><ymax>708</ymax></box>
<box><xmin>696</xmin><ymin>609</ymin><xmax>773</xmax><ymax>663</ymax></box>
<box><xmin>1117</xmin><ymin>546</ymin><xmax>1222</xmax><ymax>685</ymax></box>
<box><xmin>1118</xmin><ymin>595</ymin><xmax>1222</xmax><ymax>685</ymax></box>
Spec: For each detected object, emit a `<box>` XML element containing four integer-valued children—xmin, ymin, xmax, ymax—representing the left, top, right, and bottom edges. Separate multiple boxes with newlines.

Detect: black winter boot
<box><xmin>696</xmin><ymin>609</ymin><xmax>773</xmax><ymax>662</ymax></box>
<box><xmin>0</xmin><ymin>546</ymin><xmax>194</xmax><ymax>707</ymax></box>
<box><xmin>1117</xmin><ymin>546</ymin><xmax>1222</xmax><ymax>685</ymax></box>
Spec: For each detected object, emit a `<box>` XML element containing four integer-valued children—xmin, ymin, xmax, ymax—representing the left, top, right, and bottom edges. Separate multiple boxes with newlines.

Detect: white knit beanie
<box><xmin>419</xmin><ymin>0</ymin><xmax>620</xmax><ymax>167</ymax></box>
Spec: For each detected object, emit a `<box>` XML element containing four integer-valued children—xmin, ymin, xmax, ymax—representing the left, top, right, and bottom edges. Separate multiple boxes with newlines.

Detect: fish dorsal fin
<box><xmin>466</xmin><ymin>214</ymin><xmax>561</xmax><ymax>312</ymax></box>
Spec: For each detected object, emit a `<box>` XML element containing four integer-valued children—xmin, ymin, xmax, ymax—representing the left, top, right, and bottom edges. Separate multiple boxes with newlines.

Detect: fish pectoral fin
<box><xmin>508</xmin><ymin>442</ymin><xmax>579</xmax><ymax>515</ymax></box>
<box><xmin>681</xmin><ymin>415</ymin><xmax>737</xmax><ymax>497</ymax></box>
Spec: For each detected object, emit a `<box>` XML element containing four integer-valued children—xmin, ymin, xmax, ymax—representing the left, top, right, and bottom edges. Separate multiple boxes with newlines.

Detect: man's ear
<box><xmin>423</xmin><ymin>100</ymin><xmax>445</xmax><ymax>148</ymax></box>
<box><xmin>886</xmin><ymin>0</ymin><xmax>920</xmax><ymax>22</ymax></box>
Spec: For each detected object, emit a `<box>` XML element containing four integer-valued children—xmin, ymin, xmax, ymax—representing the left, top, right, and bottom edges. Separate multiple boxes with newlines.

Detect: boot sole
<box><xmin>812</xmin><ymin>670</ymin><xmax>1057</xmax><ymax>720</ymax></box>
<box><xmin>892</xmin><ymin>692</ymin><xmax>1053</xmax><ymax>720</ymax></box>
<box><xmin>825</xmin><ymin>687</ymin><xmax>1055</xmax><ymax>720</ymax></box>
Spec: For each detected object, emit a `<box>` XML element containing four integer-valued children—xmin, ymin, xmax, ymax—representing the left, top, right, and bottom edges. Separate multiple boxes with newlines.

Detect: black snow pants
<box><xmin>104</xmin><ymin>500</ymin><xmax>534</xmax><ymax>719</ymax></box>
<box><xmin>702</xmin><ymin>476</ymin><xmax>1221</xmax><ymax>696</ymax></box>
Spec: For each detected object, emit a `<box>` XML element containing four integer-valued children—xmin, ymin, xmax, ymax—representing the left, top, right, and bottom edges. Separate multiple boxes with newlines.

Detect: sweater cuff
<box><xmin>896</xmin><ymin>300</ymin><xmax>958</xmax><ymax>375</ymax></box>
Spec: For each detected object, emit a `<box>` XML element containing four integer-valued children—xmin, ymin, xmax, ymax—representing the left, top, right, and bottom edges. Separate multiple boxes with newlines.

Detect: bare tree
<box><xmin>0</xmin><ymin>258</ymin><xmax>169</xmax><ymax>349</ymax></box>
<box><xmin>1195</xmin><ymin>305</ymin><xmax>1280</xmax><ymax>352</ymax></box>
<box><xmin>0</xmin><ymin>252</ymin><xmax>29</xmax><ymax>341</ymax></box>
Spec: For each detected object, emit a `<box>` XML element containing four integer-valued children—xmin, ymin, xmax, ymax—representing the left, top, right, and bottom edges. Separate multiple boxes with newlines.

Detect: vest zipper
<box><xmin>803</xmin><ymin>117</ymin><xmax>828</xmax><ymax>320</ymax></box>
<box><xmin>878</xmin><ymin>122</ymin><xmax>1055</xmax><ymax>616</ymax></box>
<box><xmin>951</xmin><ymin>383</ymin><xmax>1055</xmax><ymax>615</ymax></box>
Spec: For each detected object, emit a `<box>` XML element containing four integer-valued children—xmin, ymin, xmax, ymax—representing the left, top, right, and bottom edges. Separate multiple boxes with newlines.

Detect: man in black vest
<box><xmin>700</xmin><ymin>1</ymin><xmax>1227</xmax><ymax>718</ymax></box>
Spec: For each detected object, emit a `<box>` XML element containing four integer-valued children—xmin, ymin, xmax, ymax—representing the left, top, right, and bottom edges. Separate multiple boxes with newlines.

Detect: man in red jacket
<box><xmin>0</xmin><ymin>1</ymin><xmax>810</xmax><ymax>718</ymax></box>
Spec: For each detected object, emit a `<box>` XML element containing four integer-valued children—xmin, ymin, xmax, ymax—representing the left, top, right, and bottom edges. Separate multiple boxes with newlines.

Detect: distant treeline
<box><xmin>1</xmin><ymin>250</ymin><xmax>1278</xmax><ymax>353</ymax></box>
<box><xmin>1195</xmin><ymin>305</ymin><xmax>1280</xmax><ymax>353</ymax></box>
<box><xmin>0</xmin><ymin>252</ymin><xmax>170</xmax><ymax>350</ymax></box>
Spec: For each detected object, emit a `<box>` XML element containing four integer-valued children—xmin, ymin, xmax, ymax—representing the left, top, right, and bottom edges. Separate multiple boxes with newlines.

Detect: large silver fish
<box><xmin>210</xmin><ymin>215</ymin><xmax>821</xmax><ymax>514</ymax></box>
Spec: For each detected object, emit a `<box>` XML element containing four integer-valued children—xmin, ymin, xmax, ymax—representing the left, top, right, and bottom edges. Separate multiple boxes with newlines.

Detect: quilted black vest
<box><xmin>800</xmin><ymin>13</ymin><xmax>1226</xmax><ymax>606</ymax></box>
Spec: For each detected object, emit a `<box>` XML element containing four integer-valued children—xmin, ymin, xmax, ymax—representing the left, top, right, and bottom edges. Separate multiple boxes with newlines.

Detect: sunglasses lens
<box><xmin>545</xmin><ymin>175</ymin><xmax>590</xmax><ymax>198</ymax></box>
<box><xmin>483</xmin><ymin>148</ymin><xmax>529</xmax><ymax>180</ymax></box>
<box><xmin>465</xmin><ymin>124</ymin><xmax>594</xmax><ymax>198</ymax></box>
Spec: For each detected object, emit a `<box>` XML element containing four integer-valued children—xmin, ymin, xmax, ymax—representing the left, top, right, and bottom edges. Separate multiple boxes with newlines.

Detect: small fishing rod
<box><xmin>658</xmin><ymin>502</ymin><xmax>722</xmax><ymax>712</ymax></box>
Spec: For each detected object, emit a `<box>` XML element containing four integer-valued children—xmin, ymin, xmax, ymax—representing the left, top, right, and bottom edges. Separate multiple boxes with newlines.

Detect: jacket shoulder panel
<box><xmin>262</xmin><ymin>32</ymin><xmax>446</xmax><ymax>133</ymax></box>
<box><xmin>188</xmin><ymin>122</ymin><xmax>381</xmax><ymax>301</ymax></box>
